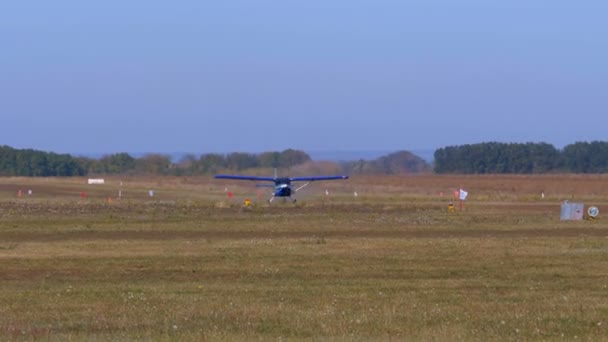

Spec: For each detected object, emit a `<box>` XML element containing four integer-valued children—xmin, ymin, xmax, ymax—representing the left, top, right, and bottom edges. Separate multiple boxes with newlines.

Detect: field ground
<box><xmin>1</xmin><ymin>175</ymin><xmax>607</xmax><ymax>340</ymax></box>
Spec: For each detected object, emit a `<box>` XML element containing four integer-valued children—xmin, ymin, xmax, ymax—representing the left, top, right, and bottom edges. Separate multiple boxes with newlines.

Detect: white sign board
<box><xmin>560</xmin><ymin>202</ymin><xmax>584</xmax><ymax>221</ymax></box>
<box><xmin>459</xmin><ymin>189</ymin><xmax>468</xmax><ymax>201</ymax></box>
<box><xmin>88</xmin><ymin>179</ymin><xmax>105</xmax><ymax>185</ymax></box>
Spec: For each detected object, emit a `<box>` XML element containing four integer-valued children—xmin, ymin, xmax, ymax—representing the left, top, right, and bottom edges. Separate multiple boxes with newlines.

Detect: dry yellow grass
<box><xmin>0</xmin><ymin>174</ymin><xmax>607</xmax><ymax>340</ymax></box>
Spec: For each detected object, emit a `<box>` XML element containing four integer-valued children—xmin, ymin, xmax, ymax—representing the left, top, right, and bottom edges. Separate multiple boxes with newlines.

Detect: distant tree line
<box><xmin>0</xmin><ymin>146</ymin><xmax>313</xmax><ymax>177</ymax></box>
<box><xmin>342</xmin><ymin>151</ymin><xmax>431</xmax><ymax>175</ymax></box>
<box><xmin>434</xmin><ymin>141</ymin><xmax>608</xmax><ymax>174</ymax></box>
<box><xmin>5</xmin><ymin>141</ymin><xmax>607</xmax><ymax>177</ymax></box>
<box><xmin>173</xmin><ymin>149</ymin><xmax>312</xmax><ymax>176</ymax></box>
<box><xmin>0</xmin><ymin>146</ymin><xmax>85</xmax><ymax>176</ymax></box>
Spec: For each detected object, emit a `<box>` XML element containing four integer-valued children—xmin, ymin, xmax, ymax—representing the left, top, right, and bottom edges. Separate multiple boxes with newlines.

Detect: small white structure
<box><xmin>560</xmin><ymin>201</ymin><xmax>584</xmax><ymax>221</ymax></box>
<box><xmin>88</xmin><ymin>179</ymin><xmax>105</xmax><ymax>185</ymax></box>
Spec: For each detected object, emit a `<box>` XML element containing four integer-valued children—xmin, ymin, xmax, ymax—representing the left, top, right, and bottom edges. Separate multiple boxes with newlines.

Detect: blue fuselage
<box><xmin>273</xmin><ymin>178</ymin><xmax>293</xmax><ymax>197</ymax></box>
<box><xmin>274</xmin><ymin>185</ymin><xmax>292</xmax><ymax>197</ymax></box>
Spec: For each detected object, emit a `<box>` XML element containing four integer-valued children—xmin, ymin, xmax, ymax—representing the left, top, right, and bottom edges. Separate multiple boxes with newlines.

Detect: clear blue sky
<box><xmin>1</xmin><ymin>1</ymin><xmax>607</xmax><ymax>157</ymax></box>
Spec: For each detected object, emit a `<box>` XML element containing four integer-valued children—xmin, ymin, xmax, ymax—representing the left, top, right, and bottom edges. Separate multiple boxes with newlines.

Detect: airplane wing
<box><xmin>214</xmin><ymin>174</ymin><xmax>275</xmax><ymax>182</ymax></box>
<box><xmin>290</xmin><ymin>175</ymin><xmax>349</xmax><ymax>182</ymax></box>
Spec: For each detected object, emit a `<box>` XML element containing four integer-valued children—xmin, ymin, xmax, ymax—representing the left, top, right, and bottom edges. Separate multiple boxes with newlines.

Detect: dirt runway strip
<box><xmin>1</xmin><ymin>227</ymin><xmax>607</xmax><ymax>242</ymax></box>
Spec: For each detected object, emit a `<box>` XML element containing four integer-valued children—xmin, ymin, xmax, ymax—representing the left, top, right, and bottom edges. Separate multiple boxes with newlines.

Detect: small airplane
<box><xmin>214</xmin><ymin>171</ymin><xmax>349</xmax><ymax>203</ymax></box>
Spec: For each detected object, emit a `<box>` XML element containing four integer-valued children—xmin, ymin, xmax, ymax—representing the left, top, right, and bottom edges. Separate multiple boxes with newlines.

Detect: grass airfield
<box><xmin>1</xmin><ymin>175</ymin><xmax>607</xmax><ymax>340</ymax></box>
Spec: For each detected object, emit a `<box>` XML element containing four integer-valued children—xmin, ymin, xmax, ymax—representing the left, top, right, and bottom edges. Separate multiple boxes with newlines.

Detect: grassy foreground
<box><xmin>0</xmin><ymin>175</ymin><xmax>607</xmax><ymax>340</ymax></box>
